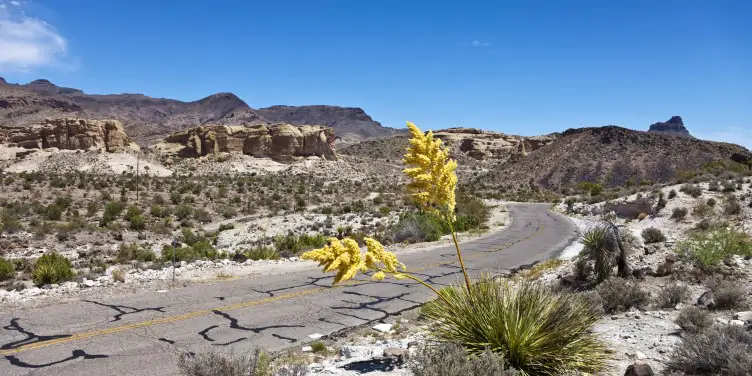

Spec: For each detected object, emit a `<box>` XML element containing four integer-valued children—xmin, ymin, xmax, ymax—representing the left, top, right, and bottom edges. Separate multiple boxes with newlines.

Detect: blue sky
<box><xmin>0</xmin><ymin>0</ymin><xmax>750</xmax><ymax>146</ymax></box>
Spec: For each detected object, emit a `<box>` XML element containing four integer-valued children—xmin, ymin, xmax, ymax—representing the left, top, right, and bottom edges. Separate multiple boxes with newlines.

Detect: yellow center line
<box><xmin>0</xmin><ymin>223</ymin><xmax>545</xmax><ymax>356</ymax></box>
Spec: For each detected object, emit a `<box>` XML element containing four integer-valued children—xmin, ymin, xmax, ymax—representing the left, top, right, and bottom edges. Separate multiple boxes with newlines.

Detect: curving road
<box><xmin>0</xmin><ymin>204</ymin><xmax>577</xmax><ymax>376</ymax></box>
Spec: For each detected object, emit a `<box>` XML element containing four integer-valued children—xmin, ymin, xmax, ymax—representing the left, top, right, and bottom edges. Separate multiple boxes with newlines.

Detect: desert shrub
<box><xmin>409</xmin><ymin>343</ymin><xmax>520</xmax><ymax>376</ymax></box>
<box><xmin>706</xmin><ymin>277</ymin><xmax>748</xmax><ymax>310</ymax></box>
<box><xmin>128</xmin><ymin>214</ymin><xmax>146</xmax><ymax>231</ymax></box>
<box><xmin>708</xmin><ymin>181</ymin><xmax>721</xmax><ymax>192</ymax></box>
<box><xmin>692</xmin><ymin>201</ymin><xmax>712</xmax><ymax>218</ymax></box>
<box><xmin>44</xmin><ymin>203</ymin><xmax>63</xmax><ymax>221</ymax></box>
<box><xmin>668</xmin><ymin>189</ymin><xmax>677</xmax><ymax>199</ymax></box>
<box><xmin>273</xmin><ymin>233</ymin><xmax>327</xmax><ymax>258</ymax></box>
<box><xmin>680</xmin><ymin>184</ymin><xmax>703</xmax><ymax>198</ymax></box>
<box><xmin>245</xmin><ymin>246</ymin><xmax>279</xmax><ymax>261</ymax></box>
<box><xmin>391</xmin><ymin>212</ymin><xmax>447</xmax><ymax>244</ymax></box>
<box><xmin>675</xmin><ymin>306</ymin><xmax>712</xmax><ymax>333</ymax></box>
<box><xmin>656</xmin><ymin>282</ymin><xmax>688</xmax><ymax>308</ymax></box>
<box><xmin>603</xmin><ymin>199</ymin><xmax>652</xmax><ymax>219</ymax></box>
<box><xmin>671</xmin><ymin>207</ymin><xmax>688</xmax><ymax>221</ymax></box>
<box><xmin>163</xmin><ymin>241</ymin><xmax>219</xmax><ymax>263</ymax></box>
<box><xmin>0</xmin><ymin>257</ymin><xmax>14</xmax><ymax>281</ymax></box>
<box><xmin>655</xmin><ymin>194</ymin><xmax>667</xmax><ymax>212</ymax></box>
<box><xmin>666</xmin><ymin>325</ymin><xmax>752</xmax><ymax>375</ymax></box>
<box><xmin>454</xmin><ymin>194</ymin><xmax>490</xmax><ymax>231</ymax></box>
<box><xmin>596</xmin><ymin>278</ymin><xmax>649</xmax><ymax>313</ymax></box>
<box><xmin>177</xmin><ymin>348</ymin><xmax>273</xmax><ymax>376</ymax></box>
<box><xmin>217</xmin><ymin>223</ymin><xmax>235</xmax><ymax>232</ymax></box>
<box><xmin>310</xmin><ymin>341</ymin><xmax>327</xmax><ymax>354</ymax></box>
<box><xmin>111</xmin><ymin>268</ymin><xmax>125</xmax><ymax>283</ymax></box>
<box><xmin>175</xmin><ymin>204</ymin><xmax>193</xmax><ymax>220</ymax></box>
<box><xmin>150</xmin><ymin>205</ymin><xmax>171</xmax><ymax>218</ymax></box>
<box><xmin>32</xmin><ymin>252</ymin><xmax>74</xmax><ymax>286</ymax></box>
<box><xmin>724</xmin><ymin>196</ymin><xmax>741</xmax><ymax>216</ymax></box>
<box><xmin>422</xmin><ymin>278</ymin><xmax>608</xmax><ymax>375</ymax></box>
<box><xmin>100</xmin><ymin>201</ymin><xmax>126</xmax><ymax>226</ymax></box>
<box><xmin>116</xmin><ymin>243</ymin><xmax>156</xmax><ymax>263</ymax></box>
<box><xmin>641</xmin><ymin>227</ymin><xmax>666</xmax><ymax>244</ymax></box>
<box><xmin>0</xmin><ymin>209</ymin><xmax>22</xmax><ymax>233</ymax></box>
<box><xmin>195</xmin><ymin>209</ymin><xmax>213</xmax><ymax>223</ymax></box>
<box><xmin>706</xmin><ymin>198</ymin><xmax>717</xmax><ymax>207</ymax></box>
<box><xmin>677</xmin><ymin>227</ymin><xmax>752</xmax><ymax>271</ymax></box>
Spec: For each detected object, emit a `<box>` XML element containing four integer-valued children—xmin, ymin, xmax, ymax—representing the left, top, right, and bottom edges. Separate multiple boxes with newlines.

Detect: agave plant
<box><xmin>578</xmin><ymin>222</ymin><xmax>631</xmax><ymax>282</ymax></box>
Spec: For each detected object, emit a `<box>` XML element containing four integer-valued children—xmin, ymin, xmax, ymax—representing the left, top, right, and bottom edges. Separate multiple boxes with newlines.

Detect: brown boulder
<box><xmin>624</xmin><ymin>363</ymin><xmax>654</xmax><ymax>376</ymax></box>
<box><xmin>156</xmin><ymin>123</ymin><xmax>336</xmax><ymax>162</ymax></box>
<box><xmin>433</xmin><ymin>127</ymin><xmax>556</xmax><ymax>160</ymax></box>
<box><xmin>0</xmin><ymin>118</ymin><xmax>138</xmax><ymax>152</ymax></box>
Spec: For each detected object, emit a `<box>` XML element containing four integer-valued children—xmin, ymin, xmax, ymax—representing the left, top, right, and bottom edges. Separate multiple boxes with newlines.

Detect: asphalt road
<box><xmin>0</xmin><ymin>204</ymin><xmax>577</xmax><ymax>376</ymax></box>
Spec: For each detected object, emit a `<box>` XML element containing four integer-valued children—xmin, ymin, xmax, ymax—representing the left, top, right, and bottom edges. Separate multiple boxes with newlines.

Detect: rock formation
<box><xmin>155</xmin><ymin>123</ymin><xmax>336</xmax><ymax>162</ymax></box>
<box><xmin>0</xmin><ymin>118</ymin><xmax>139</xmax><ymax>152</ymax></box>
<box><xmin>433</xmin><ymin>128</ymin><xmax>556</xmax><ymax>160</ymax></box>
<box><xmin>648</xmin><ymin>116</ymin><xmax>692</xmax><ymax>137</ymax></box>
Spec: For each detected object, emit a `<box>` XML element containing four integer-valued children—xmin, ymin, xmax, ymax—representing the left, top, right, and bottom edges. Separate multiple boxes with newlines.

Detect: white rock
<box><xmin>730</xmin><ymin>320</ymin><xmax>745</xmax><ymax>327</ymax></box>
<box><xmin>636</xmin><ymin>352</ymin><xmax>647</xmax><ymax>360</ymax></box>
<box><xmin>341</xmin><ymin>345</ymin><xmax>383</xmax><ymax>359</ymax></box>
<box><xmin>373</xmin><ymin>323</ymin><xmax>393</xmax><ymax>333</ymax></box>
<box><xmin>733</xmin><ymin>311</ymin><xmax>752</xmax><ymax>322</ymax></box>
<box><xmin>301</xmin><ymin>346</ymin><xmax>313</xmax><ymax>352</ymax></box>
<box><xmin>308</xmin><ymin>333</ymin><xmax>324</xmax><ymax>340</ymax></box>
<box><xmin>716</xmin><ymin>318</ymin><xmax>730</xmax><ymax>325</ymax></box>
<box><xmin>82</xmin><ymin>279</ymin><xmax>96</xmax><ymax>288</ymax></box>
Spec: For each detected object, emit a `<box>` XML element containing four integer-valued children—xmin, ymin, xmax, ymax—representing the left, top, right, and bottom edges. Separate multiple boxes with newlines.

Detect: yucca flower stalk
<box><xmin>403</xmin><ymin>121</ymin><xmax>471</xmax><ymax>290</ymax></box>
<box><xmin>302</xmin><ymin>120</ymin><xmax>469</xmax><ymax>299</ymax></box>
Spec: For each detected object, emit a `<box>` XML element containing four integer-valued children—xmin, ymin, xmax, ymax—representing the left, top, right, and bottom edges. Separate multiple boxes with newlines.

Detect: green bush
<box><xmin>150</xmin><ymin>205</ymin><xmax>171</xmax><ymax>218</ymax></box>
<box><xmin>391</xmin><ymin>212</ymin><xmax>447</xmax><ymax>244</ymax></box>
<box><xmin>273</xmin><ymin>233</ymin><xmax>327</xmax><ymax>258</ymax></box>
<box><xmin>32</xmin><ymin>252</ymin><xmax>74</xmax><ymax>286</ymax></box>
<box><xmin>656</xmin><ymin>283</ymin><xmax>688</xmax><ymax>308</ymax></box>
<box><xmin>177</xmin><ymin>348</ymin><xmax>273</xmax><ymax>376</ymax></box>
<box><xmin>245</xmin><ymin>246</ymin><xmax>279</xmax><ymax>261</ymax></box>
<box><xmin>641</xmin><ymin>227</ymin><xmax>666</xmax><ymax>244</ymax></box>
<box><xmin>128</xmin><ymin>214</ymin><xmax>146</xmax><ymax>231</ymax></box>
<box><xmin>677</xmin><ymin>227</ymin><xmax>752</xmax><ymax>271</ymax></box>
<box><xmin>680</xmin><ymin>184</ymin><xmax>703</xmax><ymax>198</ymax></box>
<box><xmin>0</xmin><ymin>209</ymin><xmax>22</xmax><ymax>233</ymax></box>
<box><xmin>724</xmin><ymin>196</ymin><xmax>741</xmax><ymax>216</ymax></box>
<box><xmin>409</xmin><ymin>343</ymin><xmax>520</xmax><ymax>376</ymax></box>
<box><xmin>422</xmin><ymin>278</ymin><xmax>608</xmax><ymax>375</ymax></box>
<box><xmin>100</xmin><ymin>201</ymin><xmax>126</xmax><ymax>226</ymax></box>
<box><xmin>0</xmin><ymin>257</ymin><xmax>15</xmax><ymax>281</ymax></box>
<box><xmin>162</xmin><ymin>241</ymin><xmax>220</xmax><ymax>263</ymax></box>
<box><xmin>116</xmin><ymin>243</ymin><xmax>156</xmax><ymax>264</ymax></box>
<box><xmin>44</xmin><ymin>204</ymin><xmax>63</xmax><ymax>221</ymax></box>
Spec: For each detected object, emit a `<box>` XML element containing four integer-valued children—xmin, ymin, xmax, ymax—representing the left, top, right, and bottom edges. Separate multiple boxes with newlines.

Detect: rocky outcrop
<box><xmin>648</xmin><ymin>116</ymin><xmax>692</xmax><ymax>137</ymax></box>
<box><xmin>0</xmin><ymin>118</ymin><xmax>139</xmax><ymax>152</ymax></box>
<box><xmin>433</xmin><ymin>127</ymin><xmax>557</xmax><ymax>160</ymax></box>
<box><xmin>155</xmin><ymin>123</ymin><xmax>336</xmax><ymax>162</ymax></box>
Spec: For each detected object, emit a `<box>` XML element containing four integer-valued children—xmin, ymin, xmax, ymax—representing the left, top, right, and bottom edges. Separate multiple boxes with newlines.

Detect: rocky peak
<box><xmin>256</xmin><ymin>105</ymin><xmax>404</xmax><ymax>140</ymax></box>
<box><xmin>0</xmin><ymin>77</ymin><xmax>6</xmax><ymax>85</ymax></box>
<box><xmin>23</xmin><ymin>79</ymin><xmax>84</xmax><ymax>95</ymax></box>
<box><xmin>648</xmin><ymin>116</ymin><xmax>692</xmax><ymax>137</ymax></box>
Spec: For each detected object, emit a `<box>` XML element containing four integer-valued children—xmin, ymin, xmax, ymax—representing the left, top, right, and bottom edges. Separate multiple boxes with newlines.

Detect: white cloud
<box><xmin>0</xmin><ymin>1</ymin><xmax>69</xmax><ymax>72</ymax></box>
<box><xmin>471</xmin><ymin>40</ymin><xmax>492</xmax><ymax>47</ymax></box>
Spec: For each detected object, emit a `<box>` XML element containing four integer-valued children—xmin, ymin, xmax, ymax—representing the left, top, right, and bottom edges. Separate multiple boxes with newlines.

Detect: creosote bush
<box><xmin>409</xmin><ymin>343</ymin><xmax>520</xmax><ymax>376</ymax></box>
<box><xmin>596</xmin><ymin>278</ymin><xmax>649</xmax><ymax>313</ymax></box>
<box><xmin>641</xmin><ymin>227</ymin><xmax>666</xmax><ymax>244</ymax></box>
<box><xmin>177</xmin><ymin>349</ymin><xmax>273</xmax><ymax>376</ymax></box>
<box><xmin>671</xmin><ymin>207</ymin><xmax>688</xmax><ymax>221</ymax></box>
<box><xmin>0</xmin><ymin>257</ymin><xmax>14</xmax><ymax>281</ymax></box>
<box><xmin>666</xmin><ymin>325</ymin><xmax>752</xmax><ymax>375</ymax></box>
<box><xmin>656</xmin><ymin>282</ymin><xmax>688</xmax><ymax>308</ymax></box>
<box><xmin>675</xmin><ymin>306</ymin><xmax>712</xmax><ymax>333</ymax></box>
<box><xmin>706</xmin><ymin>277</ymin><xmax>748</xmax><ymax>310</ymax></box>
<box><xmin>32</xmin><ymin>252</ymin><xmax>74</xmax><ymax>286</ymax></box>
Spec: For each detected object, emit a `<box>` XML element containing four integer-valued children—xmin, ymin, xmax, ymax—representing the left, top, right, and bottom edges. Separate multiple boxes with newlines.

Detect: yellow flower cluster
<box><xmin>403</xmin><ymin>121</ymin><xmax>458</xmax><ymax>220</ymax></box>
<box><xmin>301</xmin><ymin>237</ymin><xmax>405</xmax><ymax>284</ymax></box>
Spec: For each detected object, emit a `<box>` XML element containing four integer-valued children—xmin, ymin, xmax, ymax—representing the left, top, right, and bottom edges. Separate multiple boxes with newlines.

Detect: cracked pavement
<box><xmin>0</xmin><ymin>204</ymin><xmax>577</xmax><ymax>376</ymax></box>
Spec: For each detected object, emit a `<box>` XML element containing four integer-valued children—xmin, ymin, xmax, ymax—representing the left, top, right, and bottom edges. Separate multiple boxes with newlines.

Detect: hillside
<box><xmin>475</xmin><ymin>125</ymin><xmax>752</xmax><ymax>192</ymax></box>
<box><xmin>0</xmin><ymin>78</ymin><xmax>397</xmax><ymax>146</ymax></box>
<box><xmin>256</xmin><ymin>105</ymin><xmax>406</xmax><ymax>143</ymax></box>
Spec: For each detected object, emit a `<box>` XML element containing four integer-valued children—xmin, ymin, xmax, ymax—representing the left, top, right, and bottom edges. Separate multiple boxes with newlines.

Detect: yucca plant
<box><xmin>577</xmin><ymin>222</ymin><xmax>630</xmax><ymax>282</ymax></box>
<box><xmin>422</xmin><ymin>277</ymin><xmax>609</xmax><ymax>375</ymax></box>
<box><xmin>32</xmin><ymin>252</ymin><xmax>74</xmax><ymax>286</ymax></box>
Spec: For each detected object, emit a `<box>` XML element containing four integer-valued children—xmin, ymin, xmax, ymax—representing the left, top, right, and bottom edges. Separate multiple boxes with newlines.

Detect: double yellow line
<box><xmin>0</xmin><ymin>223</ymin><xmax>545</xmax><ymax>356</ymax></box>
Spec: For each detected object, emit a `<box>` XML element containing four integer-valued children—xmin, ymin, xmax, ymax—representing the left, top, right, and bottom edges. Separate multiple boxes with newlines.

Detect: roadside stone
<box><xmin>697</xmin><ymin>290</ymin><xmax>715</xmax><ymax>309</ymax></box>
<box><xmin>733</xmin><ymin>311</ymin><xmax>752</xmax><ymax>322</ymax></box>
<box><xmin>372</xmin><ymin>323</ymin><xmax>393</xmax><ymax>333</ymax></box>
<box><xmin>81</xmin><ymin>279</ymin><xmax>96</xmax><ymax>288</ymax></box>
<box><xmin>624</xmin><ymin>363</ymin><xmax>654</xmax><ymax>376</ymax></box>
<box><xmin>383</xmin><ymin>348</ymin><xmax>408</xmax><ymax>358</ymax></box>
<box><xmin>341</xmin><ymin>345</ymin><xmax>383</xmax><ymax>359</ymax></box>
<box><xmin>730</xmin><ymin>320</ymin><xmax>745</xmax><ymax>326</ymax></box>
<box><xmin>301</xmin><ymin>346</ymin><xmax>313</xmax><ymax>352</ymax></box>
<box><xmin>308</xmin><ymin>333</ymin><xmax>324</xmax><ymax>340</ymax></box>
<box><xmin>716</xmin><ymin>317</ymin><xmax>729</xmax><ymax>325</ymax></box>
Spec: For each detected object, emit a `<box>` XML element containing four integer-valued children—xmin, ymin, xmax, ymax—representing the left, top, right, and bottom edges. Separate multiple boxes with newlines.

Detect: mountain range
<box><xmin>0</xmin><ymin>78</ymin><xmax>402</xmax><ymax>145</ymax></box>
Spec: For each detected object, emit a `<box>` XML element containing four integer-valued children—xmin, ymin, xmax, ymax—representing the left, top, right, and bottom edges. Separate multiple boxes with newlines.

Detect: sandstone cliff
<box><xmin>155</xmin><ymin>123</ymin><xmax>337</xmax><ymax>162</ymax></box>
<box><xmin>433</xmin><ymin>128</ymin><xmax>557</xmax><ymax>160</ymax></box>
<box><xmin>0</xmin><ymin>118</ymin><xmax>139</xmax><ymax>152</ymax></box>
